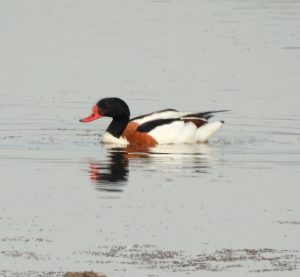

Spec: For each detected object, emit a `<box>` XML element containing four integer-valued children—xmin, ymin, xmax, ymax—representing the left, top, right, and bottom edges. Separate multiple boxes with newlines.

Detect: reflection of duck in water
<box><xmin>88</xmin><ymin>143</ymin><xmax>215</xmax><ymax>191</ymax></box>
<box><xmin>80</xmin><ymin>97</ymin><xmax>228</xmax><ymax>147</ymax></box>
<box><xmin>88</xmin><ymin>145</ymin><xmax>149</xmax><ymax>191</ymax></box>
<box><xmin>88</xmin><ymin>150</ymin><xmax>128</xmax><ymax>192</ymax></box>
<box><xmin>89</xmin><ymin>151</ymin><xmax>128</xmax><ymax>183</ymax></box>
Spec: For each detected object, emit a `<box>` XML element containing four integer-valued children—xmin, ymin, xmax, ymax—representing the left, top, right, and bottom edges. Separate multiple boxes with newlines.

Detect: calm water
<box><xmin>1</xmin><ymin>0</ymin><xmax>300</xmax><ymax>276</ymax></box>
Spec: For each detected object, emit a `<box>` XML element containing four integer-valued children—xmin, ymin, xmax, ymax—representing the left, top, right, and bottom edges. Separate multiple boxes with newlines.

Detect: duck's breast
<box><xmin>123</xmin><ymin>122</ymin><xmax>158</xmax><ymax>147</ymax></box>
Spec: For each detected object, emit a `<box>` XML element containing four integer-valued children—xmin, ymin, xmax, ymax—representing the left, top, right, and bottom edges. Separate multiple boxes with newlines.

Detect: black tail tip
<box><xmin>220</xmin><ymin>120</ymin><xmax>225</xmax><ymax>124</ymax></box>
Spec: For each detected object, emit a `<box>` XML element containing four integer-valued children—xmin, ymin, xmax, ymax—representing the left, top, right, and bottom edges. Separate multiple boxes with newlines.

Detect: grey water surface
<box><xmin>1</xmin><ymin>0</ymin><xmax>300</xmax><ymax>276</ymax></box>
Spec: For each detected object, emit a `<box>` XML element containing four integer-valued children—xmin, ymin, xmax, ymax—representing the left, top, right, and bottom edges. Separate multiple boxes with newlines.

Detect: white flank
<box><xmin>133</xmin><ymin>111</ymin><xmax>187</xmax><ymax>125</ymax></box>
<box><xmin>102</xmin><ymin>132</ymin><xmax>129</xmax><ymax>146</ymax></box>
<box><xmin>175</xmin><ymin>122</ymin><xmax>197</xmax><ymax>144</ymax></box>
<box><xmin>149</xmin><ymin>121</ymin><xmax>198</xmax><ymax>144</ymax></box>
<box><xmin>196</xmin><ymin>121</ymin><xmax>223</xmax><ymax>142</ymax></box>
<box><xmin>148</xmin><ymin>121</ymin><xmax>183</xmax><ymax>144</ymax></box>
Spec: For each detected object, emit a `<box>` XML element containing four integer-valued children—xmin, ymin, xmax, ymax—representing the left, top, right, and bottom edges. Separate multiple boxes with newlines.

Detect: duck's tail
<box><xmin>196</xmin><ymin>121</ymin><xmax>223</xmax><ymax>142</ymax></box>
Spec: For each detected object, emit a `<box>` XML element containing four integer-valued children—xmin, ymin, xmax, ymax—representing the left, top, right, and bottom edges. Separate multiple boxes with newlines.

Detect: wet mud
<box><xmin>65</xmin><ymin>272</ymin><xmax>106</xmax><ymax>277</ymax></box>
<box><xmin>76</xmin><ymin>245</ymin><xmax>300</xmax><ymax>273</ymax></box>
<box><xmin>2</xmin><ymin>245</ymin><xmax>299</xmax><ymax>276</ymax></box>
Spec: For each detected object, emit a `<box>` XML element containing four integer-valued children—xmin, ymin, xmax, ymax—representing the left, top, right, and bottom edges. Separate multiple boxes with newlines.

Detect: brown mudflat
<box><xmin>65</xmin><ymin>272</ymin><xmax>106</xmax><ymax>277</ymax></box>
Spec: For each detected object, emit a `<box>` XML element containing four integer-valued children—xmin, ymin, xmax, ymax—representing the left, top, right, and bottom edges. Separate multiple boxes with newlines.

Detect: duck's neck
<box><xmin>106</xmin><ymin>117</ymin><xmax>129</xmax><ymax>138</ymax></box>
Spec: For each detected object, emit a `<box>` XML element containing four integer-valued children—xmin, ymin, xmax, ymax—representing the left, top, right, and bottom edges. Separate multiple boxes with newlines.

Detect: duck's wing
<box><xmin>180</xmin><ymin>110</ymin><xmax>229</xmax><ymax>128</ymax></box>
<box><xmin>131</xmin><ymin>109</ymin><xmax>187</xmax><ymax>125</ymax></box>
<box><xmin>134</xmin><ymin>109</ymin><xmax>229</xmax><ymax>132</ymax></box>
<box><xmin>183</xmin><ymin>110</ymin><xmax>230</xmax><ymax>120</ymax></box>
<box><xmin>132</xmin><ymin>110</ymin><xmax>228</xmax><ymax>144</ymax></box>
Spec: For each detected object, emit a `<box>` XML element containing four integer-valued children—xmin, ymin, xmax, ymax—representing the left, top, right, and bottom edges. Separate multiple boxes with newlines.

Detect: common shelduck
<box><xmin>80</xmin><ymin>97</ymin><xmax>228</xmax><ymax>147</ymax></box>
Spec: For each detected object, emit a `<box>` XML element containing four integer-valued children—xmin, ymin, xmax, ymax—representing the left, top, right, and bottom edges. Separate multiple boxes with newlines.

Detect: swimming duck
<box><xmin>80</xmin><ymin>97</ymin><xmax>227</xmax><ymax>147</ymax></box>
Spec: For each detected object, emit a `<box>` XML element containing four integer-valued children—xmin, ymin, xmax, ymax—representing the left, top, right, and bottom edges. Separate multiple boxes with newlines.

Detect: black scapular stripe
<box><xmin>137</xmin><ymin>118</ymin><xmax>180</xmax><ymax>133</ymax></box>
